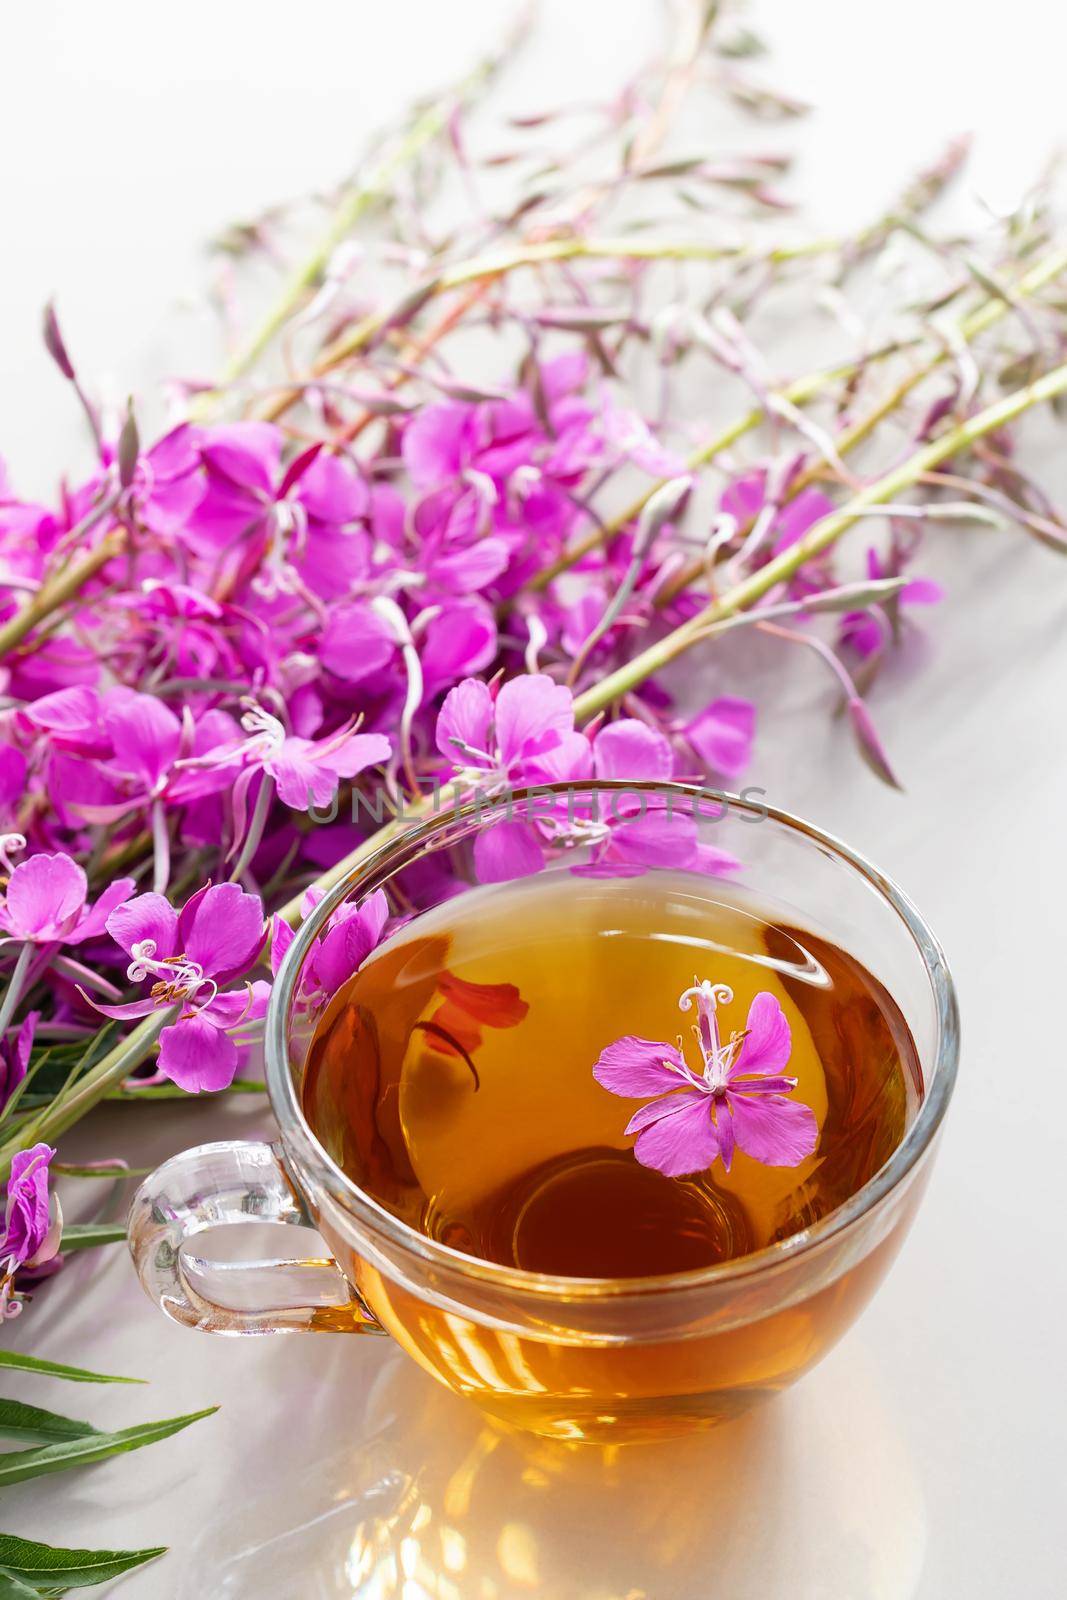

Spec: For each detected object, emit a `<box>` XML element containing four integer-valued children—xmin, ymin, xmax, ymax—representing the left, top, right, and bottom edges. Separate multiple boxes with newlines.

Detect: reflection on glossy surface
<box><xmin>183</xmin><ymin>1342</ymin><xmax>925</xmax><ymax>1599</ymax></box>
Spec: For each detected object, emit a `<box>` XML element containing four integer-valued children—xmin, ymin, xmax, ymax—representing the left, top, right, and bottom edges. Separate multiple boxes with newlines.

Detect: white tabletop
<box><xmin>3</xmin><ymin>3</ymin><xmax>1066</xmax><ymax>1595</ymax></box>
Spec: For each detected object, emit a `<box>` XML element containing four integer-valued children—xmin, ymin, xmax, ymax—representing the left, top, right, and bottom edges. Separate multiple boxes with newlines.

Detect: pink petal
<box><xmin>402</xmin><ymin>403</ymin><xmax>473</xmax><ymax>486</ymax></box>
<box><xmin>684</xmin><ymin>696</ymin><xmax>756</xmax><ymax>780</ymax></box>
<box><xmin>593</xmin><ymin>719</ymin><xmax>674</xmax><ymax>783</ymax></box>
<box><xmin>312</xmin><ymin>918</ymin><xmax>372</xmax><ymax>993</ymax></box>
<box><xmin>0</xmin><ymin>743</ymin><xmax>27</xmax><ymax>814</ymax></box>
<box><xmin>608</xmin><ymin>813</ymin><xmax>697</xmax><ymax>870</ymax></box>
<box><xmin>720</xmin><ymin>470</ymin><xmax>767</xmax><ymax>525</ymax></box>
<box><xmin>493</xmin><ymin>674</ymin><xmax>574</xmax><ymax>770</ymax></box>
<box><xmin>731</xmin><ymin>991</ymin><xmax>792</xmax><ymax>1079</ymax></box>
<box><xmin>204</xmin><ymin>980</ymin><xmax>271</xmax><ymax>1029</ymax></box>
<box><xmin>901</xmin><ymin>576</ymin><xmax>943</xmax><ymax>606</ymax></box>
<box><xmin>593</xmin><ymin>1036</ymin><xmax>690</xmax><ymax>1097</ymax></box>
<box><xmin>420</xmin><ymin>600</ymin><xmax>497</xmax><ymax>695</ymax></box>
<box><xmin>774</xmin><ymin>486</ymin><xmax>835</xmax><ymax>550</ymax></box>
<box><xmin>103</xmin><ymin>691</ymin><xmax>182</xmax><ymax>790</ymax></box>
<box><xmin>178</xmin><ymin>883</ymin><xmax>265</xmax><ymax>983</ymax></box>
<box><xmin>1</xmin><ymin>853</ymin><xmax>86</xmax><ymax>940</ymax></box>
<box><xmin>319</xmin><ymin>602</ymin><xmax>396</xmax><ymax>684</ymax></box>
<box><xmin>715</xmin><ymin>1101</ymin><xmax>736</xmax><ymax>1172</ymax></box>
<box><xmin>526</xmin><ymin>730</ymin><xmax>594</xmax><ymax>783</ymax></box>
<box><xmin>472</xmin><ymin>820</ymin><xmax>544</xmax><ymax>883</ymax></box>
<box><xmin>632</xmin><ymin>1091</ymin><xmax>720</xmax><ymax>1177</ymax></box>
<box><xmin>436</xmin><ymin>678</ymin><xmax>494</xmax><ymax>765</ymax></box>
<box><xmin>20</xmin><ymin>685</ymin><xmax>104</xmax><ymax>752</ymax></box>
<box><xmin>624</xmin><ymin>1090</ymin><xmax>703</xmax><ymax>1133</ymax></box>
<box><xmin>352</xmin><ymin>887</ymin><xmax>389</xmax><ymax>948</ymax></box>
<box><xmin>158</xmin><ymin>1013</ymin><xmax>239</xmax><ymax>1093</ymax></box>
<box><xmin>691</xmin><ymin>843</ymin><xmax>742</xmax><ymax>878</ymax></box>
<box><xmin>67</xmin><ymin>876</ymin><xmax>136</xmax><ymax>944</ymax></box>
<box><xmin>295</xmin><ymin>451</ymin><xmax>368</xmax><ymax>525</ymax></box>
<box><xmin>726</xmin><ymin>1091</ymin><xmax>819</xmax><ymax>1167</ymax></box>
<box><xmin>87</xmin><ymin>996</ymin><xmax>161</xmax><ymax>1020</ymax></box>
<box><xmin>267</xmin><ymin>744</ymin><xmax>332</xmax><ymax>810</ymax></box>
<box><xmin>322</xmin><ymin>732</ymin><xmax>392</xmax><ymax>783</ymax></box>
<box><xmin>270</xmin><ymin>914</ymin><xmax>295</xmax><ymax>977</ymax></box>
<box><xmin>427</xmin><ymin>536</ymin><xmax>510</xmax><ymax>594</ymax></box>
<box><xmin>105</xmin><ymin>892</ymin><xmax>180</xmax><ymax>960</ymax></box>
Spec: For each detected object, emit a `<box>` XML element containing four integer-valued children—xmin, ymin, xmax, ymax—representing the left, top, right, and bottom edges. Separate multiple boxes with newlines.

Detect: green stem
<box><xmin>534</xmin><ymin>241</ymin><xmax>1067</xmax><ymax>590</ymax></box>
<box><xmin>293</xmin><ymin>234</ymin><xmax>837</xmax><ymax>398</ymax></box>
<box><xmin>227</xmin><ymin>775</ymin><xmax>275</xmax><ymax>885</ymax></box>
<box><xmin>0</xmin><ymin>945</ymin><xmax>33</xmax><ymax>1039</ymax></box>
<box><xmin>0</xmin><ymin>528</ymin><xmax>123</xmax><ymax>659</ymax></box>
<box><xmin>571</xmin><ymin>358</ymin><xmax>1067</xmax><ymax>719</ymax></box>
<box><xmin>0</xmin><ymin>1013</ymin><xmax>168</xmax><ymax>1186</ymax></box>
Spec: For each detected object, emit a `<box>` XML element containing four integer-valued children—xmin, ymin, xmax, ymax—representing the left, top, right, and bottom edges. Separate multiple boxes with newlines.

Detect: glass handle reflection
<box><xmin>127</xmin><ymin>1139</ymin><xmax>384</xmax><ymax>1336</ymax></box>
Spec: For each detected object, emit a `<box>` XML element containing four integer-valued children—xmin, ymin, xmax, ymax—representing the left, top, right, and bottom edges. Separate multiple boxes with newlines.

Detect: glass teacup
<box><xmin>128</xmin><ymin>784</ymin><xmax>958</xmax><ymax>1442</ymax></box>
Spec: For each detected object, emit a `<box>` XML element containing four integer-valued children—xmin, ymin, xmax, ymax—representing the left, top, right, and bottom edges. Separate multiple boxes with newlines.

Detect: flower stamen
<box><xmin>128</xmin><ymin>939</ymin><xmax>218</xmax><ymax>1011</ymax></box>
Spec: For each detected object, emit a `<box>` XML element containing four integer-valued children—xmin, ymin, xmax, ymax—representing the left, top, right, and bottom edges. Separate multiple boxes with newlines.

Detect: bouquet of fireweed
<box><xmin>2</xmin><ymin>0</ymin><xmax>1067</xmax><ymax>1583</ymax></box>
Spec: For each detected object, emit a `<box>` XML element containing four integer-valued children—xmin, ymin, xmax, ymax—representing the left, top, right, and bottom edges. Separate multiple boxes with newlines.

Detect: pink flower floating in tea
<box><xmin>593</xmin><ymin>978</ymin><xmax>818</xmax><ymax>1177</ymax></box>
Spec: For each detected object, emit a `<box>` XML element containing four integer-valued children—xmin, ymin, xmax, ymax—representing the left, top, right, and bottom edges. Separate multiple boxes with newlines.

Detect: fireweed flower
<box><xmin>271</xmin><ymin>886</ymin><xmax>389</xmax><ymax>1004</ymax></box>
<box><xmin>0</xmin><ymin>851</ymin><xmax>134</xmax><ymax>947</ymax></box>
<box><xmin>435</xmin><ymin>673</ymin><xmax>581</xmax><ymax>881</ymax></box>
<box><xmin>436</xmin><ymin>682</ymin><xmax>738</xmax><ymax>883</ymax></box>
<box><xmin>95</xmin><ymin>885</ymin><xmax>269</xmax><ymax>1093</ymax></box>
<box><xmin>593</xmin><ymin>978</ymin><xmax>818</xmax><ymax>1177</ymax></box>
<box><xmin>190</xmin><ymin>698</ymin><xmax>392</xmax><ymax>809</ymax></box>
<box><xmin>1</xmin><ymin>1142</ymin><xmax>61</xmax><ymax>1319</ymax></box>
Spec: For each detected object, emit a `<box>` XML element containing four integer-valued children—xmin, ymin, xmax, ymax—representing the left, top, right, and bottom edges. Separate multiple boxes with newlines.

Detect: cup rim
<box><xmin>265</xmin><ymin>782</ymin><xmax>959</xmax><ymax>1301</ymax></box>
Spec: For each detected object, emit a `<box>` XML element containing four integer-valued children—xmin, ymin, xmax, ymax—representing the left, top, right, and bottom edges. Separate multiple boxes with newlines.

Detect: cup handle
<box><xmin>127</xmin><ymin>1139</ymin><xmax>384</xmax><ymax>1336</ymax></box>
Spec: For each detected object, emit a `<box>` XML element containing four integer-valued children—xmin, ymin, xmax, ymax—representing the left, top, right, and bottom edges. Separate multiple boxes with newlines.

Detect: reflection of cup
<box><xmin>129</xmin><ymin>786</ymin><xmax>958</xmax><ymax>1442</ymax></box>
<box><xmin>180</xmin><ymin>1340</ymin><xmax>926</xmax><ymax>1600</ymax></box>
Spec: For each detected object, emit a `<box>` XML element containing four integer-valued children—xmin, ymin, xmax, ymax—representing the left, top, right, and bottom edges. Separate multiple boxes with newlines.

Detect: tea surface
<box><xmin>303</xmin><ymin>871</ymin><xmax>921</xmax><ymax>1279</ymax></box>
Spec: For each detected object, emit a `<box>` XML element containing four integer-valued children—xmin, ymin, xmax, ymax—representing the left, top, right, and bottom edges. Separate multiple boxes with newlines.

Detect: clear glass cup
<box><xmin>128</xmin><ymin>783</ymin><xmax>958</xmax><ymax>1442</ymax></box>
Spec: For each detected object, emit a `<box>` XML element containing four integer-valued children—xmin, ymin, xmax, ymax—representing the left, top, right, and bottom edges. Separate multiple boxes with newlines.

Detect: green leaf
<box><xmin>104</xmin><ymin>1078</ymin><xmax>266</xmax><ymax>1100</ymax></box>
<box><xmin>0</xmin><ymin>1569</ymin><xmax>43</xmax><ymax>1598</ymax></box>
<box><xmin>0</xmin><ymin>1532</ymin><xmax>165</xmax><ymax>1589</ymax></box>
<box><xmin>57</xmin><ymin>1224</ymin><xmax>126</xmax><ymax>1254</ymax></box>
<box><xmin>0</xmin><ymin>1352</ymin><xmax>141</xmax><ymax>1386</ymax></box>
<box><xmin>0</xmin><ymin>1406</ymin><xmax>217</xmax><ymax>1485</ymax></box>
<box><xmin>0</xmin><ymin>1401</ymin><xmax>98</xmax><ymax>1445</ymax></box>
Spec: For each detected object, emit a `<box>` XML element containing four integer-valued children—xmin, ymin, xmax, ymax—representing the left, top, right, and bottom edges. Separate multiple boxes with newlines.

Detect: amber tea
<box><xmin>301</xmin><ymin>869</ymin><xmax>922</xmax><ymax>1435</ymax></box>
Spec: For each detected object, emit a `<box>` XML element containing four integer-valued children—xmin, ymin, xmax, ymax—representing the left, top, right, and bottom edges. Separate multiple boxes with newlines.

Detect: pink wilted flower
<box><xmin>593</xmin><ymin>978</ymin><xmax>817</xmax><ymax>1177</ymax></box>
<box><xmin>1</xmin><ymin>1142</ymin><xmax>61</xmax><ymax>1318</ymax></box>
<box><xmin>0</xmin><ymin>852</ymin><xmax>134</xmax><ymax>947</ymax></box>
<box><xmin>96</xmin><ymin>885</ymin><xmax>269</xmax><ymax>1093</ymax></box>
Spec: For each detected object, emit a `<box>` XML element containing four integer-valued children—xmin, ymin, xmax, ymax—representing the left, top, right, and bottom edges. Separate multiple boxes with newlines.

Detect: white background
<box><xmin>3</xmin><ymin>3</ymin><xmax>1067</xmax><ymax>1596</ymax></box>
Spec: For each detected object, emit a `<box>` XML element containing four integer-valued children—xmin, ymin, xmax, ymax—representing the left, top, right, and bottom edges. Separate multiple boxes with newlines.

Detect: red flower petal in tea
<box><xmin>592</xmin><ymin>978</ymin><xmax>818</xmax><ymax>1178</ymax></box>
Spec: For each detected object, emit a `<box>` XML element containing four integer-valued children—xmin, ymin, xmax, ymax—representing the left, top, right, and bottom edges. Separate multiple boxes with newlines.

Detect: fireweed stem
<box><xmin>228</xmin><ymin>776</ymin><xmax>276</xmax><ymax>886</ymax></box>
<box><xmin>7</xmin><ymin>361</ymin><xmax>1066</xmax><ymax>1179</ymax></box>
<box><xmin>0</xmin><ymin>945</ymin><xmax>33</xmax><ymax>1040</ymax></box>
<box><xmin>257</xmin><ymin>235</ymin><xmax>839</xmax><ymax>423</ymax></box>
<box><xmin>574</xmin><ymin>357</ymin><xmax>1067</xmax><ymax>718</ymax></box>
<box><xmin>0</xmin><ymin>1011</ymin><xmax>169</xmax><ymax>1185</ymax></box>
<box><xmin>0</xmin><ymin>526</ymin><xmax>123</xmax><ymax>659</ymax></box>
<box><xmin>534</xmin><ymin>242</ymin><xmax>1067</xmax><ymax>591</ymax></box>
